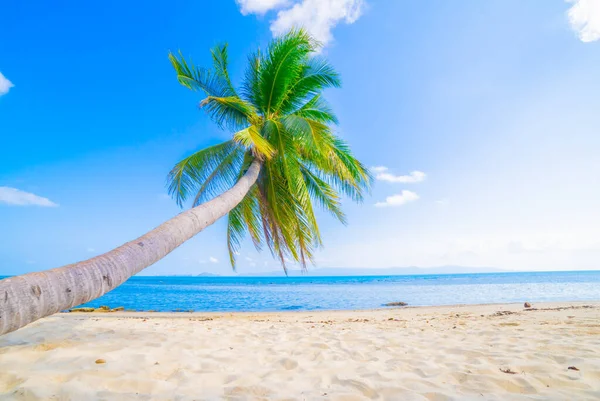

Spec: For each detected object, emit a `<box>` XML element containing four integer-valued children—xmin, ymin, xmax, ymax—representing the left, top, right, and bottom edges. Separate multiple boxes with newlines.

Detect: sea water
<box><xmin>16</xmin><ymin>270</ymin><xmax>597</xmax><ymax>312</ymax></box>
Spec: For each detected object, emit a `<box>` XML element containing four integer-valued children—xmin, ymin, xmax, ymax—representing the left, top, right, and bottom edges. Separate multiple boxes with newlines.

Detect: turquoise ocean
<box><xmin>3</xmin><ymin>271</ymin><xmax>598</xmax><ymax>312</ymax></box>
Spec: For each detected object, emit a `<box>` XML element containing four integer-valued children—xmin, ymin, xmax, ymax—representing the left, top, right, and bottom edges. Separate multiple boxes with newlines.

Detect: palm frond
<box><xmin>241</xmin><ymin>50</ymin><xmax>263</xmax><ymax>112</ymax></box>
<box><xmin>278</xmin><ymin>57</ymin><xmax>341</xmax><ymax>114</ymax></box>
<box><xmin>259</xmin><ymin>29</ymin><xmax>317</xmax><ymax>116</ymax></box>
<box><xmin>200</xmin><ymin>95</ymin><xmax>258</xmax><ymax>130</ymax></box>
<box><xmin>292</xmin><ymin>95</ymin><xmax>338</xmax><ymax>125</ymax></box>
<box><xmin>169</xmin><ymin>51</ymin><xmax>227</xmax><ymax>97</ymax></box>
<box><xmin>167</xmin><ymin>140</ymin><xmax>242</xmax><ymax>207</ymax></box>
<box><xmin>300</xmin><ymin>165</ymin><xmax>347</xmax><ymax>224</ymax></box>
<box><xmin>170</xmin><ymin>51</ymin><xmax>258</xmax><ymax>130</ymax></box>
<box><xmin>299</xmin><ymin>130</ymin><xmax>372</xmax><ymax>202</ymax></box>
<box><xmin>191</xmin><ymin>146</ymin><xmax>244</xmax><ymax>206</ymax></box>
<box><xmin>210</xmin><ymin>43</ymin><xmax>238</xmax><ymax>97</ymax></box>
<box><xmin>281</xmin><ymin>114</ymin><xmax>328</xmax><ymax>153</ymax></box>
<box><xmin>227</xmin><ymin>184</ymin><xmax>263</xmax><ymax>269</ymax></box>
<box><xmin>233</xmin><ymin>125</ymin><xmax>276</xmax><ymax>160</ymax></box>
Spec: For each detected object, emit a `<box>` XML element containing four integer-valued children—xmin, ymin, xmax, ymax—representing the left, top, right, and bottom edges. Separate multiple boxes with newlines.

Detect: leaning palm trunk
<box><xmin>0</xmin><ymin>161</ymin><xmax>261</xmax><ymax>336</ymax></box>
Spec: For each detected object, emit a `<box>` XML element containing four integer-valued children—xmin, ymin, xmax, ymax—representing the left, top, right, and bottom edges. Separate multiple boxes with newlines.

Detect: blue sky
<box><xmin>1</xmin><ymin>0</ymin><xmax>599</xmax><ymax>275</ymax></box>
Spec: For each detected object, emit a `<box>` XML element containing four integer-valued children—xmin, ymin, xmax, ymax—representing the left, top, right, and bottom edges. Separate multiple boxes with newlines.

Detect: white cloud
<box><xmin>371</xmin><ymin>166</ymin><xmax>388</xmax><ymax>173</ymax></box>
<box><xmin>374</xmin><ymin>167</ymin><xmax>427</xmax><ymax>183</ymax></box>
<box><xmin>236</xmin><ymin>0</ymin><xmax>366</xmax><ymax>46</ymax></box>
<box><xmin>271</xmin><ymin>0</ymin><xmax>365</xmax><ymax>45</ymax></box>
<box><xmin>236</xmin><ymin>0</ymin><xmax>289</xmax><ymax>15</ymax></box>
<box><xmin>0</xmin><ymin>187</ymin><xmax>58</xmax><ymax>207</ymax></box>
<box><xmin>87</xmin><ymin>247</ymin><xmax>96</xmax><ymax>253</ymax></box>
<box><xmin>209</xmin><ymin>256</ymin><xmax>219</xmax><ymax>263</ymax></box>
<box><xmin>567</xmin><ymin>0</ymin><xmax>600</xmax><ymax>42</ymax></box>
<box><xmin>243</xmin><ymin>256</ymin><xmax>257</xmax><ymax>267</ymax></box>
<box><xmin>0</xmin><ymin>72</ymin><xmax>14</xmax><ymax>96</ymax></box>
<box><xmin>375</xmin><ymin>190</ymin><xmax>419</xmax><ymax>208</ymax></box>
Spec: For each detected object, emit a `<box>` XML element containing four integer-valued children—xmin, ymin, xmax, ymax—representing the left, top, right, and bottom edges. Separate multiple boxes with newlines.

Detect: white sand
<box><xmin>0</xmin><ymin>302</ymin><xmax>599</xmax><ymax>400</ymax></box>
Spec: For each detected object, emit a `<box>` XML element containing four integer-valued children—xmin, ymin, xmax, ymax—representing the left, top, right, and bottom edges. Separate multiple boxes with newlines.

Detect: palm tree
<box><xmin>0</xmin><ymin>30</ymin><xmax>370</xmax><ymax>336</ymax></box>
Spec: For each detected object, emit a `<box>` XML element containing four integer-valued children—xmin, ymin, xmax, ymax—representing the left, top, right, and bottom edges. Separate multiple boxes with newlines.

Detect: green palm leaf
<box><xmin>167</xmin><ymin>140</ymin><xmax>242</xmax><ymax>207</ymax></box>
<box><xmin>278</xmin><ymin>57</ymin><xmax>341</xmax><ymax>114</ymax></box>
<box><xmin>210</xmin><ymin>44</ymin><xmax>238</xmax><ymax>97</ymax></box>
<box><xmin>233</xmin><ymin>125</ymin><xmax>276</xmax><ymax>160</ymax></box>
<box><xmin>293</xmin><ymin>95</ymin><xmax>338</xmax><ymax>125</ymax></box>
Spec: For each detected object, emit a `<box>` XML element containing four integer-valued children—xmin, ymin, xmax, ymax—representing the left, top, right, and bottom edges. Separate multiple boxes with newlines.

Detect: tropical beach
<box><xmin>1</xmin><ymin>302</ymin><xmax>599</xmax><ymax>400</ymax></box>
<box><xmin>2</xmin><ymin>1</ymin><xmax>600</xmax><ymax>400</ymax></box>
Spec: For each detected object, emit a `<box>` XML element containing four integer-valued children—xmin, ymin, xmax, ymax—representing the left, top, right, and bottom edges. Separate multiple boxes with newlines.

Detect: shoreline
<box><xmin>2</xmin><ymin>301</ymin><xmax>599</xmax><ymax>400</ymax></box>
<box><xmin>64</xmin><ymin>299</ymin><xmax>599</xmax><ymax>317</ymax></box>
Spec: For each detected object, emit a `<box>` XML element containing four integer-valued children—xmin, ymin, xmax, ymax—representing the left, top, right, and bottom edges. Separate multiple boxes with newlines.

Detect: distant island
<box><xmin>167</xmin><ymin>266</ymin><xmax>505</xmax><ymax>278</ymax></box>
<box><xmin>237</xmin><ymin>266</ymin><xmax>504</xmax><ymax>277</ymax></box>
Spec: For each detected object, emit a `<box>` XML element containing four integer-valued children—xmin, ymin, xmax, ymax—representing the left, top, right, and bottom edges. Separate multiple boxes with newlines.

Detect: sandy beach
<box><xmin>0</xmin><ymin>302</ymin><xmax>599</xmax><ymax>400</ymax></box>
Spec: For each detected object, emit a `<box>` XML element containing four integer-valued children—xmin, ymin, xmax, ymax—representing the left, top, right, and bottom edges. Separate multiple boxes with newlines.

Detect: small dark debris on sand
<box><xmin>384</xmin><ymin>302</ymin><xmax>408</xmax><ymax>307</ymax></box>
<box><xmin>69</xmin><ymin>306</ymin><xmax>126</xmax><ymax>313</ymax></box>
<box><xmin>492</xmin><ymin>311</ymin><xmax>516</xmax><ymax>317</ymax></box>
<box><xmin>568</xmin><ymin>366</ymin><xmax>580</xmax><ymax>371</ymax></box>
<box><xmin>524</xmin><ymin>305</ymin><xmax>594</xmax><ymax>312</ymax></box>
<box><xmin>70</xmin><ymin>307</ymin><xmax>96</xmax><ymax>313</ymax></box>
<box><xmin>524</xmin><ymin>302</ymin><xmax>532</xmax><ymax>308</ymax></box>
<box><xmin>500</xmin><ymin>368</ymin><xmax>518</xmax><ymax>374</ymax></box>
